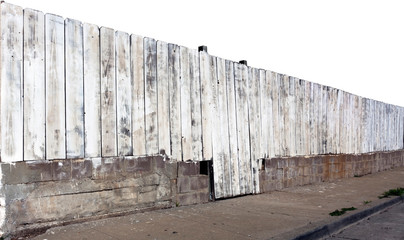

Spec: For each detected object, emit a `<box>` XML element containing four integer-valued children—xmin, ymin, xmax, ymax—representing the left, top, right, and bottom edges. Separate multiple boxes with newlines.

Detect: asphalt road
<box><xmin>325</xmin><ymin>201</ymin><xmax>404</xmax><ymax>240</ymax></box>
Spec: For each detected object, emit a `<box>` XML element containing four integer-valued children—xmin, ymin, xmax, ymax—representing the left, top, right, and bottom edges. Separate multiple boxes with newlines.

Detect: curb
<box><xmin>293</xmin><ymin>195</ymin><xmax>404</xmax><ymax>240</ymax></box>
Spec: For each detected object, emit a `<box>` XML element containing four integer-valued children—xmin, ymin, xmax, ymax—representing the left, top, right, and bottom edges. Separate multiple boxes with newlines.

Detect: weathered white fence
<box><xmin>1</xmin><ymin>3</ymin><xmax>403</xmax><ymax>198</ymax></box>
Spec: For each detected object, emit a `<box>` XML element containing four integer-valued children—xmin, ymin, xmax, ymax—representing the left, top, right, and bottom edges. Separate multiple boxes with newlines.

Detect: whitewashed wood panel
<box><xmin>248</xmin><ymin>68</ymin><xmax>261</xmax><ymax>193</ymax></box>
<box><xmin>279</xmin><ymin>74</ymin><xmax>288</xmax><ymax>156</ymax></box>
<box><xmin>157</xmin><ymin>41</ymin><xmax>170</xmax><ymax>157</ymax></box>
<box><xmin>215</xmin><ymin>57</ymin><xmax>231</xmax><ymax>198</ymax></box>
<box><xmin>310</xmin><ymin>83</ymin><xmax>318</xmax><ymax>155</ymax></box>
<box><xmin>144</xmin><ymin>37</ymin><xmax>158</xmax><ymax>155</ymax></box>
<box><xmin>302</xmin><ymin>80</ymin><xmax>310</xmax><ymax>155</ymax></box>
<box><xmin>190</xmin><ymin>49</ymin><xmax>203</xmax><ymax>160</ymax></box>
<box><xmin>199</xmin><ymin>50</ymin><xmax>213</xmax><ymax>160</ymax></box>
<box><xmin>288</xmin><ymin>77</ymin><xmax>296</xmax><ymax>156</ymax></box>
<box><xmin>356</xmin><ymin>96</ymin><xmax>362</xmax><ymax>153</ymax></box>
<box><xmin>180</xmin><ymin>46</ymin><xmax>193</xmax><ymax>161</ymax></box>
<box><xmin>100</xmin><ymin>27</ymin><xmax>117</xmax><ymax>157</ymax></box>
<box><xmin>326</xmin><ymin>88</ymin><xmax>333</xmax><ymax>154</ymax></box>
<box><xmin>226</xmin><ymin>60</ymin><xmax>239</xmax><ymax>196</ymax></box>
<box><xmin>83</xmin><ymin>23</ymin><xmax>101</xmax><ymax>158</ymax></box>
<box><xmin>295</xmin><ymin>79</ymin><xmax>303</xmax><ymax>156</ymax></box>
<box><xmin>260</xmin><ymin>70</ymin><xmax>270</xmax><ymax>158</ymax></box>
<box><xmin>168</xmin><ymin>44</ymin><xmax>181</xmax><ymax>160</ymax></box>
<box><xmin>320</xmin><ymin>86</ymin><xmax>327</xmax><ymax>154</ymax></box>
<box><xmin>1</xmin><ymin>3</ymin><xmax>23</xmax><ymax>162</ymax></box>
<box><xmin>131</xmin><ymin>35</ymin><xmax>146</xmax><ymax>156</ymax></box>
<box><xmin>234</xmin><ymin>63</ymin><xmax>252</xmax><ymax>195</ymax></box>
<box><xmin>208</xmin><ymin>55</ymin><xmax>222</xmax><ymax>197</ymax></box>
<box><xmin>336</xmin><ymin>89</ymin><xmax>343</xmax><ymax>153</ymax></box>
<box><xmin>116</xmin><ymin>31</ymin><xmax>132</xmax><ymax>156</ymax></box>
<box><xmin>65</xmin><ymin>18</ymin><xmax>84</xmax><ymax>158</ymax></box>
<box><xmin>271</xmin><ymin>72</ymin><xmax>281</xmax><ymax>156</ymax></box>
<box><xmin>45</xmin><ymin>14</ymin><xmax>65</xmax><ymax>159</ymax></box>
<box><xmin>23</xmin><ymin>8</ymin><xmax>45</xmax><ymax>160</ymax></box>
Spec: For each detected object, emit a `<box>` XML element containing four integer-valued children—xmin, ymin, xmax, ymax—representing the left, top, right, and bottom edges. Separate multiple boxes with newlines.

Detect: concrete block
<box><xmin>177</xmin><ymin>176</ymin><xmax>190</xmax><ymax>193</ymax></box>
<box><xmin>178</xmin><ymin>162</ymin><xmax>199</xmax><ymax>176</ymax></box>
<box><xmin>1</xmin><ymin>161</ymin><xmax>52</xmax><ymax>185</ymax></box>
<box><xmin>71</xmin><ymin>159</ymin><xmax>92</xmax><ymax>180</ymax></box>
<box><xmin>177</xmin><ymin>192</ymin><xmax>198</xmax><ymax>206</ymax></box>
<box><xmin>138</xmin><ymin>189</ymin><xmax>158</xmax><ymax>204</ymax></box>
<box><xmin>52</xmin><ymin>160</ymin><xmax>72</xmax><ymax>181</ymax></box>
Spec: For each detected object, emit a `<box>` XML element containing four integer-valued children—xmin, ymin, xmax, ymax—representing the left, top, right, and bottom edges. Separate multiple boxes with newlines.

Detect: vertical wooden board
<box><xmin>168</xmin><ymin>44</ymin><xmax>181</xmax><ymax>160</ymax></box>
<box><xmin>65</xmin><ymin>18</ymin><xmax>84</xmax><ymax>158</ymax></box>
<box><xmin>100</xmin><ymin>27</ymin><xmax>116</xmax><ymax>157</ymax></box>
<box><xmin>314</xmin><ymin>83</ymin><xmax>322</xmax><ymax>154</ymax></box>
<box><xmin>1</xmin><ymin>3</ymin><xmax>23</xmax><ymax>162</ymax></box>
<box><xmin>356</xmin><ymin>96</ymin><xmax>362</xmax><ymax>153</ymax></box>
<box><xmin>321</xmin><ymin>86</ymin><xmax>328</xmax><ymax>154</ymax></box>
<box><xmin>375</xmin><ymin>101</ymin><xmax>379</xmax><ymax>151</ymax></box>
<box><xmin>362</xmin><ymin>98</ymin><xmax>369</xmax><ymax>153</ymax></box>
<box><xmin>279</xmin><ymin>74</ymin><xmax>288</xmax><ymax>156</ymax></box>
<box><xmin>83</xmin><ymin>23</ymin><xmax>101</xmax><ymax>158</ymax></box>
<box><xmin>234</xmin><ymin>63</ymin><xmax>251</xmax><ymax>195</ymax></box>
<box><xmin>309</xmin><ymin>82</ymin><xmax>317</xmax><ymax>155</ymax></box>
<box><xmin>131</xmin><ymin>35</ymin><xmax>146</xmax><ymax>156</ymax></box>
<box><xmin>45</xmin><ymin>14</ymin><xmax>65</xmax><ymax>159</ymax></box>
<box><xmin>266</xmin><ymin>71</ymin><xmax>275</xmax><ymax>158</ymax></box>
<box><xmin>226</xmin><ymin>60</ymin><xmax>239</xmax><ymax>196</ymax></box>
<box><xmin>370</xmin><ymin>99</ymin><xmax>375</xmax><ymax>152</ymax></box>
<box><xmin>208</xmin><ymin>56</ymin><xmax>223</xmax><ymax>197</ymax></box>
<box><xmin>144</xmin><ymin>37</ymin><xmax>158</xmax><ymax>155</ymax></box>
<box><xmin>400</xmin><ymin>108</ymin><xmax>404</xmax><ymax>149</ymax></box>
<box><xmin>288</xmin><ymin>77</ymin><xmax>296</xmax><ymax>156</ymax></box>
<box><xmin>260</xmin><ymin>70</ymin><xmax>270</xmax><ymax>158</ymax></box>
<box><xmin>271</xmin><ymin>72</ymin><xmax>280</xmax><ymax>156</ymax></box>
<box><xmin>199</xmin><ymin>51</ymin><xmax>213</xmax><ymax>160</ymax></box>
<box><xmin>303</xmin><ymin>80</ymin><xmax>311</xmax><ymax>155</ymax></box>
<box><xmin>23</xmin><ymin>8</ymin><xmax>45</xmax><ymax>160</ymax></box>
<box><xmin>157</xmin><ymin>41</ymin><xmax>170</xmax><ymax>156</ymax></box>
<box><xmin>343</xmin><ymin>92</ymin><xmax>349</xmax><ymax>153</ymax></box>
<box><xmin>326</xmin><ymin>88</ymin><xmax>333</xmax><ymax>154</ymax></box>
<box><xmin>189</xmin><ymin>49</ymin><xmax>202</xmax><ymax>160</ymax></box>
<box><xmin>295</xmin><ymin>79</ymin><xmax>303</xmax><ymax>156</ymax></box>
<box><xmin>116</xmin><ymin>31</ymin><xmax>132</xmax><ymax>156</ymax></box>
<box><xmin>215</xmin><ymin>57</ymin><xmax>231</xmax><ymax>197</ymax></box>
<box><xmin>179</xmin><ymin>46</ymin><xmax>192</xmax><ymax>161</ymax></box>
<box><xmin>248</xmin><ymin>68</ymin><xmax>261</xmax><ymax>193</ymax></box>
<box><xmin>335</xmin><ymin>89</ymin><xmax>343</xmax><ymax>154</ymax></box>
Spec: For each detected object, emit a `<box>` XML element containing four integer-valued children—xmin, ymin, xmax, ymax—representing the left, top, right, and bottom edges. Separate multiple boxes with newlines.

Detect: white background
<box><xmin>10</xmin><ymin>0</ymin><xmax>404</xmax><ymax>107</ymax></box>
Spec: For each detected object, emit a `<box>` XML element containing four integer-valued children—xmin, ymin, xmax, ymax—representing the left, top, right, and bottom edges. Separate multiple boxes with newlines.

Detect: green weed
<box><xmin>378</xmin><ymin>187</ymin><xmax>404</xmax><ymax>199</ymax></box>
<box><xmin>329</xmin><ymin>207</ymin><xmax>357</xmax><ymax>216</ymax></box>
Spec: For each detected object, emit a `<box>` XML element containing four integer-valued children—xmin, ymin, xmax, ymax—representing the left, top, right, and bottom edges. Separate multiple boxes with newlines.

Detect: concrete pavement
<box><xmin>28</xmin><ymin>167</ymin><xmax>404</xmax><ymax>240</ymax></box>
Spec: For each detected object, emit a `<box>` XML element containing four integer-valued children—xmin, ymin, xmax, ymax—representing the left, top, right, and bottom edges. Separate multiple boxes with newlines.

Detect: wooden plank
<box><xmin>1</xmin><ymin>3</ymin><xmax>23</xmax><ymax>162</ymax></box>
<box><xmin>336</xmin><ymin>89</ymin><xmax>343</xmax><ymax>153</ymax></box>
<box><xmin>199</xmin><ymin>51</ymin><xmax>213</xmax><ymax>160</ymax></box>
<box><xmin>190</xmin><ymin>49</ymin><xmax>203</xmax><ymax>161</ymax></box>
<box><xmin>271</xmin><ymin>72</ymin><xmax>281</xmax><ymax>156</ymax></box>
<box><xmin>100</xmin><ymin>27</ymin><xmax>117</xmax><ymax>157</ymax></box>
<box><xmin>131</xmin><ymin>35</ymin><xmax>146</xmax><ymax>156</ymax></box>
<box><xmin>234</xmin><ymin>63</ymin><xmax>252</xmax><ymax>194</ymax></box>
<box><xmin>179</xmin><ymin>46</ymin><xmax>192</xmax><ymax>161</ymax></box>
<box><xmin>302</xmin><ymin>80</ymin><xmax>310</xmax><ymax>155</ymax></box>
<box><xmin>260</xmin><ymin>70</ymin><xmax>271</xmax><ymax>158</ymax></box>
<box><xmin>157</xmin><ymin>41</ymin><xmax>170</xmax><ymax>157</ymax></box>
<box><xmin>83</xmin><ymin>23</ymin><xmax>101</xmax><ymax>158</ymax></box>
<box><xmin>23</xmin><ymin>8</ymin><xmax>45</xmax><ymax>160</ymax></box>
<box><xmin>295</xmin><ymin>79</ymin><xmax>304</xmax><ymax>156</ymax></box>
<box><xmin>226</xmin><ymin>60</ymin><xmax>238</xmax><ymax>196</ymax></box>
<box><xmin>288</xmin><ymin>76</ymin><xmax>296</xmax><ymax>156</ymax></box>
<box><xmin>168</xmin><ymin>44</ymin><xmax>181</xmax><ymax>160</ymax></box>
<box><xmin>45</xmin><ymin>14</ymin><xmax>65</xmax><ymax>159</ymax></box>
<box><xmin>310</xmin><ymin>83</ymin><xmax>319</xmax><ymax>155</ymax></box>
<box><xmin>215</xmin><ymin>57</ymin><xmax>231</xmax><ymax>198</ymax></box>
<box><xmin>321</xmin><ymin>86</ymin><xmax>328</xmax><ymax>154</ymax></box>
<box><xmin>279</xmin><ymin>74</ymin><xmax>288</xmax><ymax>156</ymax></box>
<box><xmin>116</xmin><ymin>31</ymin><xmax>132</xmax><ymax>155</ymax></box>
<box><xmin>144</xmin><ymin>37</ymin><xmax>158</xmax><ymax>155</ymax></box>
<box><xmin>248</xmin><ymin>68</ymin><xmax>261</xmax><ymax>193</ymax></box>
<box><xmin>65</xmin><ymin>18</ymin><xmax>84</xmax><ymax>158</ymax></box>
<box><xmin>326</xmin><ymin>88</ymin><xmax>333</xmax><ymax>154</ymax></box>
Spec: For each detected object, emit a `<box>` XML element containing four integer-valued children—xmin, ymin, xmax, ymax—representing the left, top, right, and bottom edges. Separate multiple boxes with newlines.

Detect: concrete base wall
<box><xmin>0</xmin><ymin>156</ymin><xmax>210</xmax><ymax>237</ymax></box>
<box><xmin>260</xmin><ymin>150</ymin><xmax>404</xmax><ymax>192</ymax></box>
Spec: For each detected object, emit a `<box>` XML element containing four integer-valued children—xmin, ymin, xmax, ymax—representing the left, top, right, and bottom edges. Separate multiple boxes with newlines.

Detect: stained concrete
<box><xmin>29</xmin><ymin>167</ymin><xmax>404</xmax><ymax>240</ymax></box>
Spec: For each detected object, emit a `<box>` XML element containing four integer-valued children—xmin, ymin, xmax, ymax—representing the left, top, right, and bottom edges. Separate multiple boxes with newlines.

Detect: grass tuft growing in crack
<box><xmin>329</xmin><ymin>207</ymin><xmax>357</xmax><ymax>216</ymax></box>
<box><xmin>378</xmin><ymin>187</ymin><xmax>404</xmax><ymax>199</ymax></box>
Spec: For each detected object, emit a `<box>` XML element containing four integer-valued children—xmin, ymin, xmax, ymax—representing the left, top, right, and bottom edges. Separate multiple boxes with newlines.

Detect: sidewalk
<box><xmin>30</xmin><ymin>167</ymin><xmax>404</xmax><ymax>240</ymax></box>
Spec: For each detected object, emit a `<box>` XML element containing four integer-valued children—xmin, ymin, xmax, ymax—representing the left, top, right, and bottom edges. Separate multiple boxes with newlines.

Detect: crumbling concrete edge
<box><xmin>292</xmin><ymin>195</ymin><xmax>404</xmax><ymax>240</ymax></box>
